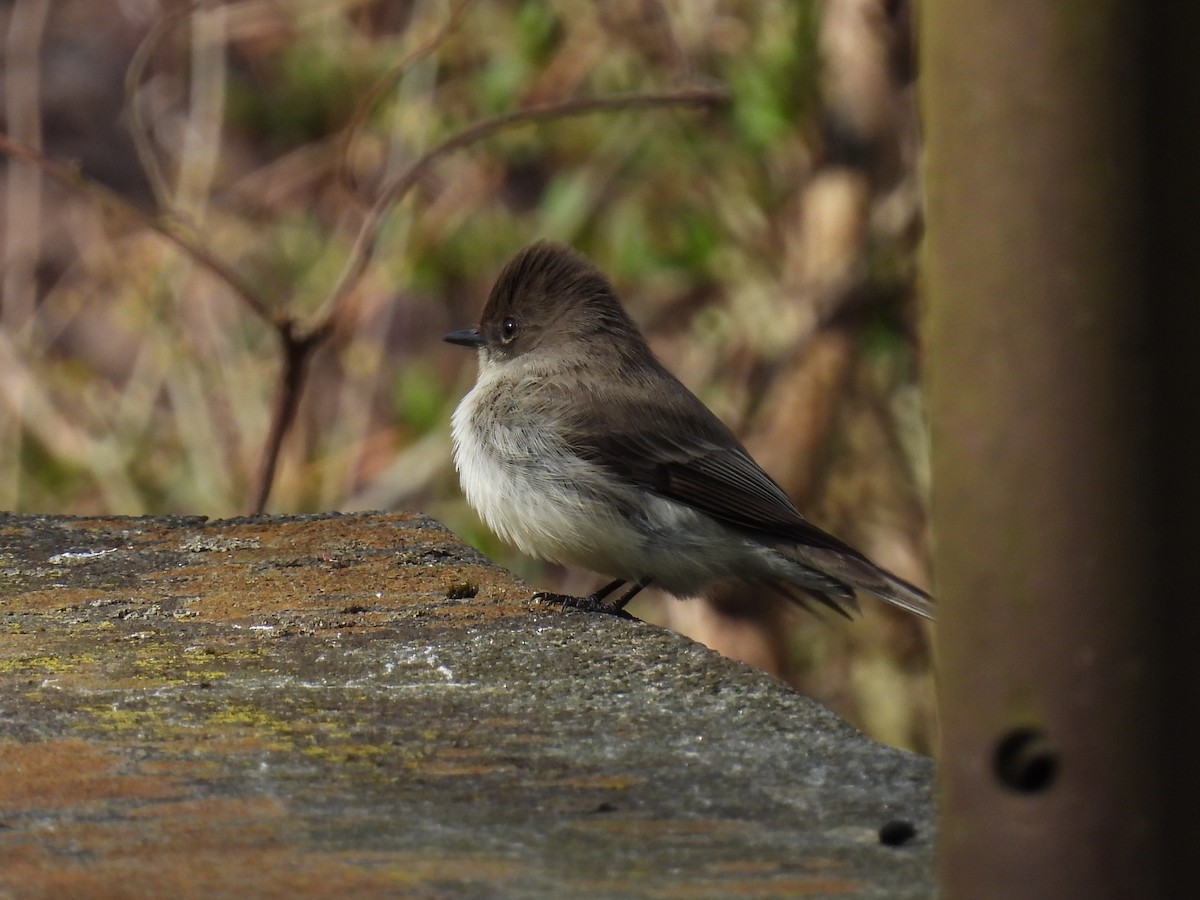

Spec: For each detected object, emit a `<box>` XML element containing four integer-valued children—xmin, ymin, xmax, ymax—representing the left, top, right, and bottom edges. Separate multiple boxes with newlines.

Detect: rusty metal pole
<box><xmin>923</xmin><ymin>1</ymin><xmax>1200</xmax><ymax>896</ymax></box>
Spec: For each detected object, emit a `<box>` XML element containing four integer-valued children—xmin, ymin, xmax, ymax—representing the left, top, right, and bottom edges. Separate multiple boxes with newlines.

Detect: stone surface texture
<box><xmin>0</xmin><ymin>512</ymin><xmax>933</xmax><ymax>898</ymax></box>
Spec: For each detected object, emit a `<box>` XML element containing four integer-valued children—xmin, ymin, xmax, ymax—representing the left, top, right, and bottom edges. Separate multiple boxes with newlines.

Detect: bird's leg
<box><xmin>533</xmin><ymin>577</ymin><xmax>650</xmax><ymax>618</ymax></box>
<box><xmin>610</xmin><ymin>579</ymin><xmax>651</xmax><ymax>611</ymax></box>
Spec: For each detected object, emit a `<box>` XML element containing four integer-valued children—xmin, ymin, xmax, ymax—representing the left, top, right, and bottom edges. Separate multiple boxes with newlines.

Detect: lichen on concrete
<box><xmin>0</xmin><ymin>511</ymin><xmax>934</xmax><ymax>897</ymax></box>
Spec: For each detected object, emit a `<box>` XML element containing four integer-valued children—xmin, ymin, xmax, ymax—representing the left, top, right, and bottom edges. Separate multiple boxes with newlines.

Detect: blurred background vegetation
<box><xmin>0</xmin><ymin>0</ymin><xmax>933</xmax><ymax>752</ymax></box>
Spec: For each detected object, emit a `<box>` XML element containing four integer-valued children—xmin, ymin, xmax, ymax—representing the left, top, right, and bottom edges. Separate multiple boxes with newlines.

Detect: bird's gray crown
<box><xmin>476</xmin><ymin>242</ymin><xmax>643</xmax><ymax>359</ymax></box>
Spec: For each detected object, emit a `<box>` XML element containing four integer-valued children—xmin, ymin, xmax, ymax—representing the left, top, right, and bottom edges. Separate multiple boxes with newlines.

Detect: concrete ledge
<box><xmin>0</xmin><ymin>512</ymin><xmax>934</xmax><ymax>897</ymax></box>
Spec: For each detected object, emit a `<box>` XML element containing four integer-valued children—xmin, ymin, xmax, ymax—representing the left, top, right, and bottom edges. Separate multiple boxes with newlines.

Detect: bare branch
<box><xmin>336</xmin><ymin>0</ymin><xmax>477</xmax><ymax>201</ymax></box>
<box><xmin>310</xmin><ymin>84</ymin><xmax>730</xmax><ymax>335</ymax></box>
<box><xmin>250</xmin><ymin>323</ymin><xmax>323</xmax><ymax>515</ymax></box>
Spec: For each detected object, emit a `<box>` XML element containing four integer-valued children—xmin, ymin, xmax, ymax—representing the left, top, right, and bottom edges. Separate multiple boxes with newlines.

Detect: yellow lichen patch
<box><xmin>130</xmin><ymin>645</ymin><xmax>228</xmax><ymax>687</ymax></box>
<box><xmin>0</xmin><ymin>652</ymin><xmax>100</xmax><ymax>676</ymax></box>
<box><xmin>300</xmin><ymin>741</ymin><xmax>394</xmax><ymax>766</ymax></box>
<box><xmin>207</xmin><ymin>704</ymin><xmax>293</xmax><ymax>732</ymax></box>
<box><xmin>81</xmin><ymin>704</ymin><xmax>179</xmax><ymax>741</ymax></box>
<box><xmin>80</xmin><ymin>700</ymin><xmax>314</xmax><ymax>756</ymax></box>
<box><xmin>202</xmin><ymin>704</ymin><xmax>302</xmax><ymax>753</ymax></box>
<box><xmin>181</xmin><ymin>643</ymin><xmax>266</xmax><ymax>664</ymax></box>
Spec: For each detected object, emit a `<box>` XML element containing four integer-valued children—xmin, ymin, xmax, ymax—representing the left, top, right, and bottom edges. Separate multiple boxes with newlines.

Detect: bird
<box><xmin>445</xmin><ymin>241</ymin><xmax>933</xmax><ymax>622</ymax></box>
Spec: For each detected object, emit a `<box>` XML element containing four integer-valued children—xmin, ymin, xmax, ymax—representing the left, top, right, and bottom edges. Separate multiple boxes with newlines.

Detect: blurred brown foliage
<box><xmin>0</xmin><ymin>0</ymin><xmax>932</xmax><ymax>751</ymax></box>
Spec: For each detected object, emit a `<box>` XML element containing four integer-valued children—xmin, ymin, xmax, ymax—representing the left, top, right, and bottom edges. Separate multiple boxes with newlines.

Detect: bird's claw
<box><xmin>532</xmin><ymin>591</ymin><xmax>635</xmax><ymax>619</ymax></box>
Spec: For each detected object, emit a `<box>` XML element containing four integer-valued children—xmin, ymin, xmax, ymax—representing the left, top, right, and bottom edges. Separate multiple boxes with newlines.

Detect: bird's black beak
<box><xmin>444</xmin><ymin>328</ymin><xmax>486</xmax><ymax>349</ymax></box>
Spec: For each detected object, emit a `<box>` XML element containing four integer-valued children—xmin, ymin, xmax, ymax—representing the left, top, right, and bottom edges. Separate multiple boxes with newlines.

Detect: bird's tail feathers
<box><xmin>755</xmin><ymin>578</ymin><xmax>860</xmax><ymax>621</ymax></box>
<box><xmin>785</xmin><ymin>548</ymin><xmax>935</xmax><ymax>621</ymax></box>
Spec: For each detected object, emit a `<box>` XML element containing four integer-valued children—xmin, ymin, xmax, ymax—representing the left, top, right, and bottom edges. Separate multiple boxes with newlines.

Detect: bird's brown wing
<box><xmin>555</xmin><ymin>375</ymin><xmax>866</xmax><ymax>559</ymax></box>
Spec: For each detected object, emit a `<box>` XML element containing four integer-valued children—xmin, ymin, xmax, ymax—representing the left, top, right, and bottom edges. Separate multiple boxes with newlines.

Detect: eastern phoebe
<box><xmin>445</xmin><ymin>242</ymin><xmax>933</xmax><ymax>621</ymax></box>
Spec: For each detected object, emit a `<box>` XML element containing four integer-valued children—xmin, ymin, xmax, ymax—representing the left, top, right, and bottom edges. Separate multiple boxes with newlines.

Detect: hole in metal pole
<box><xmin>878</xmin><ymin>819</ymin><xmax>918</xmax><ymax>847</ymax></box>
<box><xmin>994</xmin><ymin>727</ymin><xmax>1059</xmax><ymax>793</ymax></box>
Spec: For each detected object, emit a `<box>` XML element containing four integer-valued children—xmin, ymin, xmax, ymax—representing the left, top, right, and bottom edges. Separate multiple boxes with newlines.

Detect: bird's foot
<box><xmin>532</xmin><ymin>591</ymin><xmax>635</xmax><ymax>619</ymax></box>
<box><xmin>532</xmin><ymin>578</ymin><xmax>651</xmax><ymax>620</ymax></box>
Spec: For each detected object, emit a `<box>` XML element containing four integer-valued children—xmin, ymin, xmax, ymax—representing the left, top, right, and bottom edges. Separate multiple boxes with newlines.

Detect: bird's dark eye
<box><xmin>501</xmin><ymin>317</ymin><xmax>519</xmax><ymax>341</ymax></box>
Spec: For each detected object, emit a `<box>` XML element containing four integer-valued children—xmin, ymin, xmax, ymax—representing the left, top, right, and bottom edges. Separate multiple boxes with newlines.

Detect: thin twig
<box><xmin>336</xmin><ymin>0</ymin><xmax>477</xmax><ymax>200</ymax></box>
<box><xmin>124</xmin><ymin>0</ymin><xmax>204</xmax><ymax>211</ymax></box>
<box><xmin>641</xmin><ymin>0</ymin><xmax>693</xmax><ymax>78</ymax></box>
<box><xmin>310</xmin><ymin>84</ymin><xmax>730</xmax><ymax>335</ymax></box>
<box><xmin>175</xmin><ymin>0</ymin><xmax>228</xmax><ymax>217</ymax></box>
<box><xmin>3</xmin><ymin>0</ymin><xmax>49</xmax><ymax>337</ymax></box>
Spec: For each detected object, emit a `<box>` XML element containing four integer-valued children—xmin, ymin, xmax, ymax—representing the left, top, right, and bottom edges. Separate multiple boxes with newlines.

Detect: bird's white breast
<box><xmin>450</xmin><ymin>367</ymin><xmax>638</xmax><ymax>572</ymax></box>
